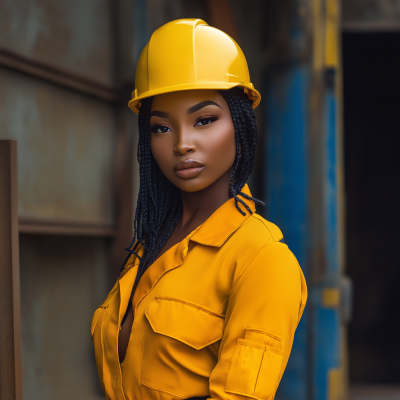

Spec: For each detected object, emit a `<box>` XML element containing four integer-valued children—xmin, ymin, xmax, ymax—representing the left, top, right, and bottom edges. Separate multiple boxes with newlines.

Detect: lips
<box><xmin>174</xmin><ymin>159</ymin><xmax>204</xmax><ymax>179</ymax></box>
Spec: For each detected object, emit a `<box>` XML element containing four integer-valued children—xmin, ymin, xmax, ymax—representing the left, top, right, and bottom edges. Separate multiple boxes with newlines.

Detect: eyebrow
<box><xmin>150</xmin><ymin>100</ymin><xmax>222</xmax><ymax>118</ymax></box>
<box><xmin>150</xmin><ymin>110</ymin><xmax>169</xmax><ymax>118</ymax></box>
<box><xmin>188</xmin><ymin>100</ymin><xmax>222</xmax><ymax>114</ymax></box>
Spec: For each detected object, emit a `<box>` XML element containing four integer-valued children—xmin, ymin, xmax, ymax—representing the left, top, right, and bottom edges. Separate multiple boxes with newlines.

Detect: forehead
<box><xmin>151</xmin><ymin>89</ymin><xmax>226</xmax><ymax>113</ymax></box>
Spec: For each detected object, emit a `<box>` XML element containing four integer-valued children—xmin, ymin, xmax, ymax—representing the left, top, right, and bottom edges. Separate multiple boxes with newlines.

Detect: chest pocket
<box><xmin>142</xmin><ymin>297</ymin><xmax>225</xmax><ymax>398</ymax></box>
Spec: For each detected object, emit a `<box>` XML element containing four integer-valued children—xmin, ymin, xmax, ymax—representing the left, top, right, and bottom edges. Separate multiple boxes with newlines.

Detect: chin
<box><xmin>170</xmin><ymin>177</ymin><xmax>215</xmax><ymax>193</ymax></box>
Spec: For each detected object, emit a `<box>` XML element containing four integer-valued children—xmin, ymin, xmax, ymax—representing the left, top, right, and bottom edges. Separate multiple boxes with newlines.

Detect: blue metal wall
<box><xmin>265</xmin><ymin>66</ymin><xmax>311</xmax><ymax>400</ymax></box>
<box><xmin>264</xmin><ymin>2</ymin><xmax>345</xmax><ymax>398</ymax></box>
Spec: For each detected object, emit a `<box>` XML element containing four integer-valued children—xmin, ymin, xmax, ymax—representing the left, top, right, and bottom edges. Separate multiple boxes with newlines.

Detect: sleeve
<box><xmin>209</xmin><ymin>242</ymin><xmax>307</xmax><ymax>400</ymax></box>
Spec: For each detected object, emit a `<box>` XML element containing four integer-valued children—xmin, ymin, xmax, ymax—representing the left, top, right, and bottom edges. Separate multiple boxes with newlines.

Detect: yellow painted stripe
<box><xmin>325</xmin><ymin>0</ymin><xmax>339</xmax><ymax>68</ymax></box>
<box><xmin>322</xmin><ymin>288</ymin><xmax>340</xmax><ymax>307</ymax></box>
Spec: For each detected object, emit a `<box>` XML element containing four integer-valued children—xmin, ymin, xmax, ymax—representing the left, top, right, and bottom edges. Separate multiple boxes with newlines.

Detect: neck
<box><xmin>178</xmin><ymin>168</ymin><xmax>233</xmax><ymax>231</ymax></box>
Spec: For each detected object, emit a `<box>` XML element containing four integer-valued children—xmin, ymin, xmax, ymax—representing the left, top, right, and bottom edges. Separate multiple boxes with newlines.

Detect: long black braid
<box><xmin>121</xmin><ymin>87</ymin><xmax>264</xmax><ymax>324</ymax></box>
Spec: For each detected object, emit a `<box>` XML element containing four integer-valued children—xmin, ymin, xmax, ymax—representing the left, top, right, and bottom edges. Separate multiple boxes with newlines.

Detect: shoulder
<box><xmin>230</xmin><ymin>212</ymin><xmax>284</xmax><ymax>249</ymax></box>
<box><xmin>222</xmin><ymin>212</ymin><xmax>287</xmax><ymax>268</ymax></box>
<box><xmin>250</xmin><ymin>213</ymin><xmax>284</xmax><ymax>242</ymax></box>
<box><xmin>233</xmin><ymin>219</ymin><xmax>304</xmax><ymax>297</ymax></box>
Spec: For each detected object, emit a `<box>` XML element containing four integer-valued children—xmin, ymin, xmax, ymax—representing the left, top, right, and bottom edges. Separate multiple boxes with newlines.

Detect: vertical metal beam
<box><xmin>206</xmin><ymin>0</ymin><xmax>241</xmax><ymax>44</ymax></box>
<box><xmin>266</xmin><ymin>64</ymin><xmax>311</xmax><ymax>400</ymax></box>
<box><xmin>264</xmin><ymin>0</ymin><xmax>347</xmax><ymax>399</ymax></box>
<box><xmin>0</xmin><ymin>140</ymin><xmax>22</xmax><ymax>400</ymax></box>
<box><xmin>312</xmin><ymin>1</ymin><xmax>349</xmax><ymax>399</ymax></box>
<box><xmin>264</xmin><ymin>2</ymin><xmax>311</xmax><ymax>399</ymax></box>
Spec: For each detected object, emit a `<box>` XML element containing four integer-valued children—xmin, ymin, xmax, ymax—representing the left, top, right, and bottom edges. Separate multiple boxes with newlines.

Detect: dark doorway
<box><xmin>343</xmin><ymin>32</ymin><xmax>400</xmax><ymax>384</ymax></box>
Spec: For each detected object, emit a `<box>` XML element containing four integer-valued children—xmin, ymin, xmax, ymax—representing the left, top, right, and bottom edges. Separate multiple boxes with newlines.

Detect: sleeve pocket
<box><xmin>225</xmin><ymin>339</ymin><xmax>283</xmax><ymax>400</ymax></box>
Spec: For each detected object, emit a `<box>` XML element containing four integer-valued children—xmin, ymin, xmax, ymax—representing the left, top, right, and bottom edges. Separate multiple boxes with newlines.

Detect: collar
<box><xmin>190</xmin><ymin>183</ymin><xmax>255</xmax><ymax>248</ymax></box>
<box><xmin>118</xmin><ymin>184</ymin><xmax>255</xmax><ymax>316</ymax></box>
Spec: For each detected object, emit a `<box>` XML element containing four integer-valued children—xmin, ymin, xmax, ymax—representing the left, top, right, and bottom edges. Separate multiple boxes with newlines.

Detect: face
<box><xmin>150</xmin><ymin>90</ymin><xmax>236</xmax><ymax>193</ymax></box>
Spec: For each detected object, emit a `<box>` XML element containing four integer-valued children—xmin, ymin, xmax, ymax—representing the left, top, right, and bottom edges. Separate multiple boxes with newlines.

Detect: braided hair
<box><xmin>121</xmin><ymin>87</ymin><xmax>264</xmax><ymax>323</ymax></box>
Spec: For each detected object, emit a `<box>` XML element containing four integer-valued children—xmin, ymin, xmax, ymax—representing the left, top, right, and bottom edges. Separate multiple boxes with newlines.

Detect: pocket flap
<box><xmin>145</xmin><ymin>297</ymin><xmax>224</xmax><ymax>350</ymax></box>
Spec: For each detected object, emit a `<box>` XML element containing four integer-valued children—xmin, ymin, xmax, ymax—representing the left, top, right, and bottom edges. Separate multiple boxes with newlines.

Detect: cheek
<box><xmin>151</xmin><ymin>136</ymin><xmax>172</xmax><ymax>174</ymax></box>
<box><xmin>204</xmin><ymin>122</ymin><xmax>236</xmax><ymax>167</ymax></box>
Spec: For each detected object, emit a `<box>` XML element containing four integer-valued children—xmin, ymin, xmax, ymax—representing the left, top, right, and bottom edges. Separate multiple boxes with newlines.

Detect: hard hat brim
<box><xmin>128</xmin><ymin>82</ymin><xmax>261</xmax><ymax>114</ymax></box>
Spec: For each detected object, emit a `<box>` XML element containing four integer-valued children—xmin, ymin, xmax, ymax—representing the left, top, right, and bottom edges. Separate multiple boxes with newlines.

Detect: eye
<box><xmin>150</xmin><ymin>124</ymin><xmax>171</xmax><ymax>133</ymax></box>
<box><xmin>195</xmin><ymin>116</ymin><xmax>217</xmax><ymax>127</ymax></box>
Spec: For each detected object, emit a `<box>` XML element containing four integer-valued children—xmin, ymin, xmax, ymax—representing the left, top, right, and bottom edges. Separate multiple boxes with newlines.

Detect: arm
<box><xmin>209</xmin><ymin>242</ymin><xmax>307</xmax><ymax>400</ymax></box>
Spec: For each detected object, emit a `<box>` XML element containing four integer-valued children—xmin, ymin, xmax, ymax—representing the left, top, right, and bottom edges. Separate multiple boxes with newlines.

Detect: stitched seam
<box><xmin>217</xmin><ymin>216</ymin><xmax>253</xmax><ymax>246</ymax></box>
<box><xmin>252</xmin><ymin>215</ymin><xmax>285</xmax><ymax>243</ymax></box>
<box><xmin>102</xmin><ymin>286</ymin><xmax>118</xmax><ymax>305</ymax></box>
<box><xmin>191</xmin><ymin>214</ymin><xmax>252</xmax><ymax>247</ymax></box>
<box><xmin>148</xmin><ymin>329</ymin><xmax>221</xmax><ymax>349</ymax></box>
<box><xmin>135</xmin><ymin>262</ymin><xmax>184</xmax><ymax>311</ymax></box>
<box><xmin>145</xmin><ymin>300</ymin><xmax>223</xmax><ymax>349</ymax></box>
<box><xmin>237</xmin><ymin>340</ymin><xmax>265</xmax><ymax>350</ymax></box>
<box><xmin>140</xmin><ymin>330</ymin><xmax>145</xmax><ymax>384</ymax></box>
<box><xmin>155</xmin><ymin>297</ymin><xmax>225</xmax><ymax>318</ymax></box>
<box><xmin>91</xmin><ymin>306</ymin><xmax>107</xmax><ymax>338</ymax></box>
<box><xmin>100</xmin><ymin>316</ymin><xmax>106</xmax><ymax>393</ymax></box>
<box><xmin>230</xmin><ymin>244</ymin><xmax>270</xmax><ymax>294</ymax></box>
<box><xmin>141</xmin><ymin>381</ymin><xmax>188</xmax><ymax>399</ymax></box>
<box><xmin>218</xmin><ymin>298</ymin><xmax>229</xmax><ymax>314</ymax></box>
<box><xmin>265</xmin><ymin>346</ymin><xmax>284</xmax><ymax>356</ymax></box>
<box><xmin>254</xmin><ymin>350</ymin><xmax>266</xmax><ymax>395</ymax></box>
<box><xmin>251</xmin><ymin>214</ymin><xmax>276</xmax><ymax>241</ymax></box>
<box><xmin>225</xmin><ymin>342</ymin><xmax>265</xmax><ymax>392</ymax></box>
<box><xmin>145</xmin><ymin>300</ymin><xmax>223</xmax><ymax>348</ymax></box>
<box><xmin>225</xmin><ymin>388</ymin><xmax>271</xmax><ymax>400</ymax></box>
<box><xmin>101</xmin><ymin>305</ymin><xmax>115</xmax><ymax>393</ymax></box>
<box><xmin>225</xmin><ymin>345</ymin><xmax>240</xmax><ymax>391</ymax></box>
<box><xmin>245</xmin><ymin>328</ymin><xmax>282</xmax><ymax>343</ymax></box>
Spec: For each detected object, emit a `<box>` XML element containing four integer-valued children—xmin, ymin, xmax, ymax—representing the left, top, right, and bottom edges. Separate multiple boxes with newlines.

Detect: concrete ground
<box><xmin>351</xmin><ymin>385</ymin><xmax>400</xmax><ymax>400</ymax></box>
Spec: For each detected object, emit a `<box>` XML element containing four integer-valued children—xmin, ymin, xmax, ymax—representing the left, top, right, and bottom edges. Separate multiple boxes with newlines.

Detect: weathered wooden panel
<box><xmin>0</xmin><ymin>0</ymin><xmax>114</xmax><ymax>86</ymax></box>
<box><xmin>0</xmin><ymin>67</ymin><xmax>116</xmax><ymax>226</ymax></box>
<box><xmin>343</xmin><ymin>0</ymin><xmax>400</xmax><ymax>30</ymax></box>
<box><xmin>19</xmin><ymin>234</ymin><xmax>109</xmax><ymax>400</ymax></box>
<box><xmin>0</xmin><ymin>141</ymin><xmax>22</xmax><ymax>400</ymax></box>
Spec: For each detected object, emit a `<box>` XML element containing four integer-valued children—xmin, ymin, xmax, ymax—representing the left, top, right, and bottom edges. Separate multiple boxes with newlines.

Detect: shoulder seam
<box><xmin>250</xmin><ymin>213</ymin><xmax>277</xmax><ymax>241</ymax></box>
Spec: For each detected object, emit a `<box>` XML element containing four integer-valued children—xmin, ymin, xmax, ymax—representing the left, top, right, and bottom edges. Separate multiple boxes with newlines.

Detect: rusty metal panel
<box><xmin>0</xmin><ymin>0</ymin><xmax>114</xmax><ymax>86</ymax></box>
<box><xmin>343</xmin><ymin>0</ymin><xmax>400</xmax><ymax>30</ymax></box>
<box><xmin>0</xmin><ymin>67</ymin><xmax>116</xmax><ymax>226</ymax></box>
<box><xmin>19</xmin><ymin>234</ymin><xmax>109</xmax><ymax>400</ymax></box>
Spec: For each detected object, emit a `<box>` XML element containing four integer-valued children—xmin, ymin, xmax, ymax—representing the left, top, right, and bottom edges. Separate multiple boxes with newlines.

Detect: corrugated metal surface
<box><xmin>19</xmin><ymin>234</ymin><xmax>109</xmax><ymax>400</ymax></box>
<box><xmin>0</xmin><ymin>0</ymin><xmax>126</xmax><ymax>399</ymax></box>
<box><xmin>0</xmin><ymin>66</ymin><xmax>116</xmax><ymax>226</ymax></box>
<box><xmin>0</xmin><ymin>0</ymin><xmax>114</xmax><ymax>85</ymax></box>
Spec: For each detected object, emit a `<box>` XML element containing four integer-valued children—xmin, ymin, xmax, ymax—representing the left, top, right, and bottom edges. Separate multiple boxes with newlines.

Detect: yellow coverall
<box><xmin>91</xmin><ymin>184</ymin><xmax>307</xmax><ymax>400</ymax></box>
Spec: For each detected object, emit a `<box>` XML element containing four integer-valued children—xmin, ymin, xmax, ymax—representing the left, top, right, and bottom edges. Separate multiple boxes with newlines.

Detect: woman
<box><xmin>91</xmin><ymin>19</ymin><xmax>307</xmax><ymax>400</ymax></box>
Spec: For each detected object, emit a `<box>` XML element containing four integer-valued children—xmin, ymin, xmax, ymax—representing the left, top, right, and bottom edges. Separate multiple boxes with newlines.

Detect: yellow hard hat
<box><xmin>128</xmin><ymin>19</ymin><xmax>260</xmax><ymax>114</ymax></box>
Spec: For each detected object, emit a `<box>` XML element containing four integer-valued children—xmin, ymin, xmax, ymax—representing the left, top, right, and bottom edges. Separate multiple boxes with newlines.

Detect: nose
<box><xmin>173</xmin><ymin>127</ymin><xmax>196</xmax><ymax>156</ymax></box>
